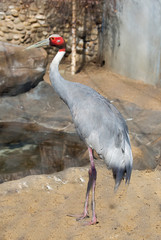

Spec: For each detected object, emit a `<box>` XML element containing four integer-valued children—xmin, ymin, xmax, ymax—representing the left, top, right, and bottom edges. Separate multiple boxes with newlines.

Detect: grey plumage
<box><xmin>62</xmin><ymin>81</ymin><xmax>132</xmax><ymax>190</ymax></box>
<box><xmin>48</xmin><ymin>45</ymin><xmax>133</xmax><ymax>190</ymax></box>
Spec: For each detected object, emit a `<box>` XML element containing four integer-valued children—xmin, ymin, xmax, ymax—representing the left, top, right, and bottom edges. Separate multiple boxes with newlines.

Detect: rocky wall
<box><xmin>0</xmin><ymin>41</ymin><xmax>88</xmax><ymax>182</ymax></box>
<box><xmin>0</xmin><ymin>0</ymin><xmax>102</xmax><ymax>63</ymax></box>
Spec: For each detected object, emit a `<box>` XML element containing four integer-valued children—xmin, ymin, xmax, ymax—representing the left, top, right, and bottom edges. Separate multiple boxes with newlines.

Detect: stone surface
<box><xmin>10</xmin><ymin>8</ymin><xmax>18</xmax><ymax>17</ymax></box>
<box><xmin>0</xmin><ymin>0</ymin><xmax>101</xmax><ymax>63</ymax></box>
<box><xmin>0</xmin><ymin>11</ymin><xmax>5</xmax><ymax>20</ymax></box>
<box><xmin>114</xmin><ymin>100</ymin><xmax>161</xmax><ymax>170</ymax></box>
<box><xmin>0</xmin><ymin>81</ymin><xmax>88</xmax><ymax>182</ymax></box>
<box><xmin>0</xmin><ymin>81</ymin><xmax>72</xmax><ymax>144</ymax></box>
<box><xmin>16</xmin><ymin>23</ymin><xmax>25</xmax><ymax>31</ymax></box>
<box><xmin>0</xmin><ymin>41</ymin><xmax>47</xmax><ymax>96</ymax></box>
<box><xmin>0</xmin><ymin>144</ymin><xmax>40</xmax><ymax>182</ymax></box>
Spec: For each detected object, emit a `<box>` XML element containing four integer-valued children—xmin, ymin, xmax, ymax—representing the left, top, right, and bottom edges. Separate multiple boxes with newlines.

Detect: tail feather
<box><xmin>113</xmin><ymin>162</ymin><xmax>132</xmax><ymax>191</ymax></box>
<box><xmin>113</xmin><ymin>167</ymin><xmax>125</xmax><ymax>191</ymax></box>
<box><xmin>106</xmin><ymin>132</ymin><xmax>133</xmax><ymax>191</ymax></box>
<box><xmin>125</xmin><ymin>162</ymin><xmax>132</xmax><ymax>184</ymax></box>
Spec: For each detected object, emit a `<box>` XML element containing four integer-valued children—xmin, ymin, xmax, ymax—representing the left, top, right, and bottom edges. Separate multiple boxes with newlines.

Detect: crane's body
<box><xmin>27</xmin><ymin>34</ymin><xmax>133</xmax><ymax>225</ymax></box>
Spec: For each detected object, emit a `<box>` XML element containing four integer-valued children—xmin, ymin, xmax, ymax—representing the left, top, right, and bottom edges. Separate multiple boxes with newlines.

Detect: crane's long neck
<box><xmin>49</xmin><ymin>49</ymin><xmax>70</xmax><ymax>104</ymax></box>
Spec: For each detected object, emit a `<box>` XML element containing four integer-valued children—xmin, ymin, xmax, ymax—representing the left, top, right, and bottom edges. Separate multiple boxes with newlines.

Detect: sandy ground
<box><xmin>1</xmin><ymin>65</ymin><xmax>161</xmax><ymax>240</ymax></box>
<box><xmin>1</xmin><ymin>165</ymin><xmax>161</xmax><ymax>240</ymax></box>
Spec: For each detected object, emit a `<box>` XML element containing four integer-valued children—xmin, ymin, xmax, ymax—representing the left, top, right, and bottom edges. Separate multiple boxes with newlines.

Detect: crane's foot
<box><xmin>67</xmin><ymin>214</ymin><xmax>98</xmax><ymax>225</ymax></box>
<box><xmin>82</xmin><ymin>216</ymin><xmax>98</xmax><ymax>226</ymax></box>
<box><xmin>67</xmin><ymin>213</ymin><xmax>89</xmax><ymax>221</ymax></box>
<box><xmin>76</xmin><ymin>214</ymin><xmax>89</xmax><ymax>221</ymax></box>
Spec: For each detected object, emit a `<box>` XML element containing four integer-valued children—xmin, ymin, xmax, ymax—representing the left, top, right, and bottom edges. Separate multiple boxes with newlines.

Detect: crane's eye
<box><xmin>51</xmin><ymin>37</ymin><xmax>55</xmax><ymax>40</ymax></box>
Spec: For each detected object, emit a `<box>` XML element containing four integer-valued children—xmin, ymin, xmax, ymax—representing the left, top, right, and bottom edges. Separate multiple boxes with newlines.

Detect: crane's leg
<box><xmin>68</xmin><ymin>147</ymin><xmax>97</xmax><ymax>225</ymax></box>
<box><xmin>83</xmin><ymin>147</ymin><xmax>97</xmax><ymax>225</ymax></box>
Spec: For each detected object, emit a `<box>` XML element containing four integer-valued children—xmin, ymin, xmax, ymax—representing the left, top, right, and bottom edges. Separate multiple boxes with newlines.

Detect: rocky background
<box><xmin>0</xmin><ymin>41</ymin><xmax>89</xmax><ymax>182</ymax></box>
<box><xmin>0</xmin><ymin>0</ymin><xmax>102</xmax><ymax>64</ymax></box>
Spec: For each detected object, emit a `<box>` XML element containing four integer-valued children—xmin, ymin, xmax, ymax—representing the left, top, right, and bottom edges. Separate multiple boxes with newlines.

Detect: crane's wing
<box><xmin>68</xmin><ymin>83</ymin><xmax>133</xmax><ymax>190</ymax></box>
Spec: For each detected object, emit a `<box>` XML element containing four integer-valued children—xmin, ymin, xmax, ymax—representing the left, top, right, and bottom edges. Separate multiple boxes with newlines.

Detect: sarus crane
<box><xmin>27</xmin><ymin>34</ymin><xmax>133</xmax><ymax>225</ymax></box>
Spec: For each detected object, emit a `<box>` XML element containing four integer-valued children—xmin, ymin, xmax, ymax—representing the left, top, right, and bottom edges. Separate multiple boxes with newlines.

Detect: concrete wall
<box><xmin>102</xmin><ymin>0</ymin><xmax>161</xmax><ymax>85</ymax></box>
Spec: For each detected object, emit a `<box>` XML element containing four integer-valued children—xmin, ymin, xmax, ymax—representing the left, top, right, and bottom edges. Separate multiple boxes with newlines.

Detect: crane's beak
<box><xmin>26</xmin><ymin>38</ymin><xmax>49</xmax><ymax>49</ymax></box>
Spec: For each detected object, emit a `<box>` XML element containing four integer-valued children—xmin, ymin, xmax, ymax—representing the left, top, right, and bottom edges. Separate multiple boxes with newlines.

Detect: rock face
<box><xmin>0</xmin><ymin>41</ymin><xmax>89</xmax><ymax>183</ymax></box>
<box><xmin>0</xmin><ymin>41</ymin><xmax>47</xmax><ymax>96</ymax></box>
<box><xmin>0</xmin><ymin>82</ymin><xmax>74</xmax><ymax>144</ymax></box>
<box><xmin>0</xmin><ymin>0</ymin><xmax>102</xmax><ymax>64</ymax></box>
<box><xmin>0</xmin><ymin>82</ymin><xmax>88</xmax><ymax>182</ymax></box>
<box><xmin>113</xmin><ymin>100</ymin><xmax>161</xmax><ymax>170</ymax></box>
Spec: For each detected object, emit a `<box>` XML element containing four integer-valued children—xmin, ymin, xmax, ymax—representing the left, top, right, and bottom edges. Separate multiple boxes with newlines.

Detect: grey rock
<box><xmin>6</xmin><ymin>34</ymin><xmax>13</xmax><ymax>41</ymax></box>
<box><xmin>0</xmin><ymin>81</ymin><xmax>73</xmax><ymax>144</ymax></box>
<box><xmin>0</xmin><ymin>11</ymin><xmax>5</xmax><ymax>20</ymax></box>
<box><xmin>16</xmin><ymin>23</ymin><xmax>25</xmax><ymax>31</ymax></box>
<box><xmin>0</xmin><ymin>41</ymin><xmax>47</xmax><ymax>96</ymax></box>
<box><xmin>14</xmin><ymin>17</ymin><xmax>21</xmax><ymax>24</ymax></box>
<box><xmin>10</xmin><ymin>9</ymin><xmax>18</xmax><ymax>17</ymax></box>
<box><xmin>35</xmin><ymin>14</ymin><xmax>46</xmax><ymax>20</ymax></box>
<box><xmin>114</xmin><ymin>99</ymin><xmax>161</xmax><ymax>170</ymax></box>
<box><xmin>19</xmin><ymin>14</ymin><xmax>26</xmax><ymax>22</ymax></box>
<box><xmin>0</xmin><ymin>82</ymin><xmax>88</xmax><ymax>182</ymax></box>
<box><xmin>0</xmin><ymin>144</ymin><xmax>40</xmax><ymax>182</ymax></box>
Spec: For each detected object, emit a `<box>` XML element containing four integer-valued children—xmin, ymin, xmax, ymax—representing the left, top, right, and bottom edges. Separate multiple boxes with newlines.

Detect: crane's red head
<box><xmin>26</xmin><ymin>34</ymin><xmax>66</xmax><ymax>52</ymax></box>
<box><xmin>49</xmin><ymin>34</ymin><xmax>66</xmax><ymax>51</ymax></box>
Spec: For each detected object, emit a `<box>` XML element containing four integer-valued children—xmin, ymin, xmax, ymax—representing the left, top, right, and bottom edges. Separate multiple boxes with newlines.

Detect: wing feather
<box><xmin>68</xmin><ymin>83</ymin><xmax>132</xmax><ymax>189</ymax></box>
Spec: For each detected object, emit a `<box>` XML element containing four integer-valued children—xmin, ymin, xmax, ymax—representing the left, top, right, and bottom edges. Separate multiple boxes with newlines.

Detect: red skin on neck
<box><xmin>59</xmin><ymin>48</ymin><xmax>66</xmax><ymax>52</ymax></box>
